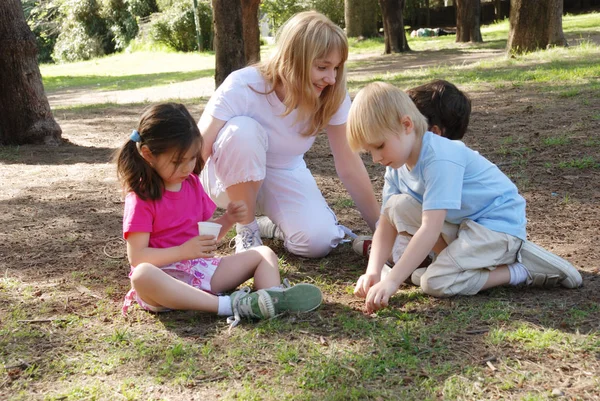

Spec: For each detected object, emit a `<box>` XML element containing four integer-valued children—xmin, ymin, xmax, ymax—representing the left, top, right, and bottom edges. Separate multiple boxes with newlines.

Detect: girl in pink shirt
<box><xmin>115</xmin><ymin>103</ymin><xmax>322</xmax><ymax>328</ymax></box>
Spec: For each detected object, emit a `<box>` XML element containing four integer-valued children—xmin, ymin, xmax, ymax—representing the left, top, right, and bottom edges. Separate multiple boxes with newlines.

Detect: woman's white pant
<box><xmin>200</xmin><ymin>116</ymin><xmax>345</xmax><ymax>258</ymax></box>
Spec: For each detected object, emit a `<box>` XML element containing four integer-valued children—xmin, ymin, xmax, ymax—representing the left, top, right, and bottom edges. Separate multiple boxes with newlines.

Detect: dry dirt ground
<box><xmin>1</xmin><ymin>46</ymin><xmax>600</xmax><ymax>399</ymax></box>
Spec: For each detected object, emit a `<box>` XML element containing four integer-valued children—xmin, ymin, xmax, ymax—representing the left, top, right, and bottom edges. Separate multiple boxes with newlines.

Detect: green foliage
<box><xmin>128</xmin><ymin>0</ymin><xmax>158</xmax><ymax>18</ymax></box>
<box><xmin>150</xmin><ymin>0</ymin><xmax>212</xmax><ymax>52</ymax></box>
<box><xmin>261</xmin><ymin>0</ymin><xmax>345</xmax><ymax>33</ymax></box>
<box><xmin>53</xmin><ymin>0</ymin><xmax>110</xmax><ymax>62</ymax></box>
<box><xmin>23</xmin><ymin>0</ymin><xmax>64</xmax><ymax>63</ymax></box>
<box><xmin>100</xmin><ymin>0</ymin><xmax>139</xmax><ymax>51</ymax></box>
<box><xmin>24</xmin><ymin>0</ymin><xmax>138</xmax><ymax>63</ymax></box>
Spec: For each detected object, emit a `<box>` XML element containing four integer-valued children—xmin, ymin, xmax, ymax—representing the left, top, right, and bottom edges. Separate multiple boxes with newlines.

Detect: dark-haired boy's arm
<box><xmin>364</xmin><ymin>209</ymin><xmax>446</xmax><ymax>313</ymax></box>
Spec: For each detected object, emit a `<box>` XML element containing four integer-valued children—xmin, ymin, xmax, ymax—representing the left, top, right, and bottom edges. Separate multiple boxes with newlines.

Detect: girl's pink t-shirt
<box><xmin>123</xmin><ymin>174</ymin><xmax>217</xmax><ymax>249</ymax></box>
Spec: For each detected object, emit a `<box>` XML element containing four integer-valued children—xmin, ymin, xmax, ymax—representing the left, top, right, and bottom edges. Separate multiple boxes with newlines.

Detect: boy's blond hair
<box><xmin>347</xmin><ymin>82</ymin><xmax>428</xmax><ymax>152</ymax></box>
<box><xmin>256</xmin><ymin>11</ymin><xmax>348</xmax><ymax>136</ymax></box>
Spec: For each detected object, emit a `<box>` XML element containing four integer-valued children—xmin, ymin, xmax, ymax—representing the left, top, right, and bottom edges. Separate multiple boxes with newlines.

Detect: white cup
<box><xmin>197</xmin><ymin>221</ymin><xmax>222</xmax><ymax>239</ymax></box>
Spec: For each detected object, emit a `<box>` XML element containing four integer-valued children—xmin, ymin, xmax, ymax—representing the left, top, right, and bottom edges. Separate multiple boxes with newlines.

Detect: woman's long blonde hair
<box><xmin>256</xmin><ymin>11</ymin><xmax>348</xmax><ymax>136</ymax></box>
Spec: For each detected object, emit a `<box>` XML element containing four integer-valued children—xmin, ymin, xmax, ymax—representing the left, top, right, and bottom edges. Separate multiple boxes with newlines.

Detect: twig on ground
<box><xmin>195</xmin><ymin>375</ymin><xmax>227</xmax><ymax>384</ymax></box>
<box><xmin>465</xmin><ymin>328</ymin><xmax>489</xmax><ymax>334</ymax></box>
<box><xmin>17</xmin><ymin>318</ymin><xmax>68</xmax><ymax>324</ymax></box>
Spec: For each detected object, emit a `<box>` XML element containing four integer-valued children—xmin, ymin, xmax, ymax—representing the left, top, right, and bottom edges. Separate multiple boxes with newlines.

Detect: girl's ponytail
<box><xmin>114</xmin><ymin>135</ymin><xmax>164</xmax><ymax>200</ymax></box>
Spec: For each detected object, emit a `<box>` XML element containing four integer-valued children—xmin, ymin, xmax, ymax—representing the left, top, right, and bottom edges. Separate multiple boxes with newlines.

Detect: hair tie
<box><xmin>130</xmin><ymin>130</ymin><xmax>141</xmax><ymax>143</ymax></box>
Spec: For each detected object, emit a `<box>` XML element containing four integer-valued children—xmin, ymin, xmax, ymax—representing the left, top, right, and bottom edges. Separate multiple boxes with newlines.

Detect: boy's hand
<box><xmin>354</xmin><ymin>273</ymin><xmax>380</xmax><ymax>298</ymax></box>
<box><xmin>226</xmin><ymin>200</ymin><xmax>248</xmax><ymax>224</ymax></box>
<box><xmin>365</xmin><ymin>279</ymin><xmax>400</xmax><ymax>313</ymax></box>
<box><xmin>179</xmin><ymin>235</ymin><xmax>218</xmax><ymax>259</ymax></box>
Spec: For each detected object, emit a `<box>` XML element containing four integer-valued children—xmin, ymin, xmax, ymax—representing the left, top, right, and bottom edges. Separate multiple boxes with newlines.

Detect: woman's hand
<box><xmin>225</xmin><ymin>200</ymin><xmax>248</xmax><ymax>224</ymax></box>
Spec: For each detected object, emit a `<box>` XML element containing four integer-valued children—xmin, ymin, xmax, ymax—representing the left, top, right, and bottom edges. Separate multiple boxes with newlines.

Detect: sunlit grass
<box><xmin>348</xmin><ymin>40</ymin><xmax>600</xmax><ymax>93</ymax></box>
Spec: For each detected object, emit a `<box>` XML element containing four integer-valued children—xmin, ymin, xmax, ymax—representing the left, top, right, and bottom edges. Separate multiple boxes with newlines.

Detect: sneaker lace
<box><xmin>227</xmin><ymin>286</ymin><xmax>252</xmax><ymax>331</ymax></box>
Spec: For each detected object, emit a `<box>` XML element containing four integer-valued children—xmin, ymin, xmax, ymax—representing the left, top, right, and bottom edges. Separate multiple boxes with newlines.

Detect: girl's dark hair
<box><xmin>406</xmin><ymin>80</ymin><xmax>471</xmax><ymax>140</ymax></box>
<box><xmin>114</xmin><ymin>103</ymin><xmax>203</xmax><ymax>200</ymax></box>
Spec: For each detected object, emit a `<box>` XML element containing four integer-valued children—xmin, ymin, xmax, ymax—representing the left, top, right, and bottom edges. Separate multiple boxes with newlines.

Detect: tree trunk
<box><xmin>494</xmin><ymin>0</ymin><xmax>502</xmax><ymax>21</ymax></box>
<box><xmin>241</xmin><ymin>0</ymin><xmax>261</xmax><ymax>64</ymax></box>
<box><xmin>345</xmin><ymin>0</ymin><xmax>379</xmax><ymax>38</ymax></box>
<box><xmin>507</xmin><ymin>0</ymin><xmax>567</xmax><ymax>54</ymax></box>
<box><xmin>212</xmin><ymin>0</ymin><xmax>246</xmax><ymax>88</ymax></box>
<box><xmin>378</xmin><ymin>0</ymin><xmax>410</xmax><ymax>54</ymax></box>
<box><xmin>456</xmin><ymin>0</ymin><xmax>482</xmax><ymax>42</ymax></box>
<box><xmin>0</xmin><ymin>0</ymin><xmax>61</xmax><ymax>146</ymax></box>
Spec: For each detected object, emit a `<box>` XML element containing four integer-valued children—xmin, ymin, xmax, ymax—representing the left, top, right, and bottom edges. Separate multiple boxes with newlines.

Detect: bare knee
<box><xmin>252</xmin><ymin>245</ymin><xmax>279</xmax><ymax>266</ymax></box>
<box><xmin>130</xmin><ymin>262</ymin><xmax>158</xmax><ymax>288</ymax></box>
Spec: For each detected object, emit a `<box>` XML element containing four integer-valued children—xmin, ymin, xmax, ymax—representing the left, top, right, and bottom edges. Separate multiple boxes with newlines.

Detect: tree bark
<box><xmin>507</xmin><ymin>0</ymin><xmax>567</xmax><ymax>54</ymax></box>
<box><xmin>378</xmin><ymin>0</ymin><xmax>410</xmax><ymax>53</ymax></box>
<box><xmin>241</xmin><ymin>0</ymin><xmax>261</xmax><ymax>64</ymax></box>
<box><xmin>345</xmin><ymin>0</ymin><xmax>379</xmax><ymax>38</ymax></box>
<box><xmin>0</xmin><ymin>0</ymin><xmax>61</xmax><ymax>146</ymax></box>
<box><xmin>212</xmin><ymin>0</ymin><xmax>246</xmax><ymax>88</ymax></box>
<box><xmin>456</xmin><ymin>0</ymin><xmax>482</xmax><ymax>43</ymax></box>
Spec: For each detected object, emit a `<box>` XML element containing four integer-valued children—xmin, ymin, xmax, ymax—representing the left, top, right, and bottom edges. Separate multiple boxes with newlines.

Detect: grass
<box><xmin>4</xmin><ymin>11</ymin><xmax>600</xmax><ymax>401</ymax></box>
<box><xmin>41</xmin><ymin>51</ymin><xmax>215</xmax><ymax>92</ymax></box>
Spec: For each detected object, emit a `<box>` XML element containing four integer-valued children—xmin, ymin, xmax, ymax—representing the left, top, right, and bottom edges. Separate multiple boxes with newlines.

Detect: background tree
<box><xmin>507</xmin><ymin>0</ymin><xmax>567</xmax><ymax>54</ymax></box>
<box><xmin>378</xmin><ymin>0</ymin><xmax>410</xmax><ymax>53</ymax></box>
<box><xmin>0</xmin><ymin>0</ymin><xmax>61</xmax><ymax>146</ymax></box>
<box><xmin>241</xmin><ymin>0</ymin><xmax>261</xmax><ymax>64</ymax></box>
<box><xmin>455</xmin><ymin>0</ymin><xmax>482</xmax><ymax>42</ymax></box>
<box><xmin>212</xmin><ymin>0</ymin><xmax>246</xmax><ymax>88</ymax></box>
<box><xmin>345</xmin><ymin>0</ymin><xmax>379</xmax><ymax>38</ymax></box>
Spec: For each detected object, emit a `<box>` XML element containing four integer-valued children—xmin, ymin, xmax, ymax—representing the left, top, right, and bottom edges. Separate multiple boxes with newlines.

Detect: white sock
<box><xmin>237</xmin><ymin>220</ymin><xmax>258</xmax><ymax>232</ymax></box>
<box><xmin>508</xmin><ymin>262</ymin><xmax>528</xmax><ymax>285</ymax></box>
<box><xmin>217</xmin><ymin>295</ymin><xmax>232</xmax><ymax>316</ymax></box>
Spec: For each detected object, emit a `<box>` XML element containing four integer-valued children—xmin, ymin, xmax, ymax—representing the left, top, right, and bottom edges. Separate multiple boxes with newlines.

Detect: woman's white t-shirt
<box><xmin>200</xmin><ymin>66</ymin><xmax>351</xmax><ymax>170</ymax></box>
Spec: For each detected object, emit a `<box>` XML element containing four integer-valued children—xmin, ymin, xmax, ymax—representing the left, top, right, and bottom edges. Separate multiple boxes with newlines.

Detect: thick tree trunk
<box><xmin>345</xmin><ymin>0</ymin><xmax>379</xmax><ymax>38</ymax></box>
<box><xmin>212</xmin><ymin>0</ymin><xmax>246</xmax><ymax>88</ymax></box>
<box><xmin>378</xmin><ymin>0</ymin><xmax>410</xmax><ymax>53</ymax></box>
<box><xmin>456</xmin><ymin>0</ymin><xmax>482</xmax><ymax>42</ymax></box>
<box><xmin>0</xmin><ymin>0</ymin><xmax>61</xmax><ymax>146</ymax></box>
<box><xmin>507</xmin><ymin>0</ymin><xmax>567</xmax><ymax>54</ymax></box>
<box><xmin>241</xmin><ymin>0</ymin><xmax>261</xmax><ymax>64</ymax></box>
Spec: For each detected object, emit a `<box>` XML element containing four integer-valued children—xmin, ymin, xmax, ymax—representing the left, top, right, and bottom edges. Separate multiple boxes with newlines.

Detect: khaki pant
<box><xmin>382</xmin><ymin>194</ymin><xmax>522</xmax><ymax>297</ymax></box>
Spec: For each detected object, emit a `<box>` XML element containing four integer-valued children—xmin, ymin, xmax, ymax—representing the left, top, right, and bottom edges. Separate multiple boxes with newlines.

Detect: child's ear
<box><xmin>139</xmin><ymin>145</ymin><xmax>155</xmax><ymax>165</ymax></box>
<box><xmin>430</xmin><ymin>125</ymin><xmax>443</xmax><ymax>136</ymax></box>
<box><xmin>400</xmin><ymin>116</ymin><xmax>414</xmax><ymax>134</ymax></box>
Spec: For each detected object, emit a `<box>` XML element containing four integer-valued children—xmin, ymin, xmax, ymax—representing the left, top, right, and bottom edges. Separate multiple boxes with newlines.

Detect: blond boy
<box><xmin>347</xmin><ymin>82</ymin><xmax>582</xmax><ymax>313</ymax></box>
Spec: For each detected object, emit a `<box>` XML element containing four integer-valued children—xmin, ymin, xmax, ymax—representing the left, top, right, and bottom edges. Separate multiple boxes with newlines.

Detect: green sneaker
<box><xmin>263</xmin><ymin>283</ymin><xmax>323</xmax><ymax>315</ymax></box>
<box><xmin>228</xmin><ymin>287</ymin><xmax>275</xmax><ymax>329</ymax></box>
<box><xmin>227</xmin><ymin>283</ymin><xmax>323</xmax><ymax>329</ymax></box>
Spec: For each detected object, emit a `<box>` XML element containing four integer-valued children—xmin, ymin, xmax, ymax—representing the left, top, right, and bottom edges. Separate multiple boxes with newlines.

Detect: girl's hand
<box><xmin>226</xmin><ymin>200</ymin><xmax>248</xmax><ymax>224</ymax></box>
<box><xmin>179</xmin><ymin>235</ymin><xmax>218</xmax><ymax>259</ymax></box>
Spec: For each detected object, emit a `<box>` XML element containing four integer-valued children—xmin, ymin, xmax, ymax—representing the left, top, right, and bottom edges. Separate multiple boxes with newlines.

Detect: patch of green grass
<box><xmin>542</xmin><ymin>135</ymin><xmax>570</xmax><ymax>146</ymax></box>
<box><xmin>51</xmin><ymin>96</ymin><xmax>207</xmax><ymax>112</ymax></box>
<box><xmin>558</xmin><ymin>156</ymin><xmax>598</xmax><ymax>169</ymax></box>
<box><xmin>41</xmin><ymin>51</ymin><xmax>215</xmax><ymax>92</ymax></box>
<box><xmin>348</xmin><ymin>40</ymin><xmax>600</xmax><ymax>96</ymax></box>
<box><xmin>487</xmin><ymin>322</ymin><xmax>587</xmax><ymax>351</ymax></box>
<box><xmin>333</xmin><ymin>197</ymin><xmax>355</xmax><ymax>208</ymax></box>
<box><xmin>0</xmin><ymin>145</ymin><xmax>20</xmax><ymax>162</ymax></box>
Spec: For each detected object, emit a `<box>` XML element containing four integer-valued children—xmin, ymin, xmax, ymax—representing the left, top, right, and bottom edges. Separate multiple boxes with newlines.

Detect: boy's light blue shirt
<box><xmin>382</xmin><ymin>131</ymin><xmax>527</xmax><ymax>240</ymax></box>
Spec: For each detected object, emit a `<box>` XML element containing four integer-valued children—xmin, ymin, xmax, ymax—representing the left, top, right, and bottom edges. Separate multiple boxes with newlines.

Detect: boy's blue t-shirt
<box><xmin>382</xmin><ymin>131</ymin><xmax>527</xmax><ymax>240</ymax></box>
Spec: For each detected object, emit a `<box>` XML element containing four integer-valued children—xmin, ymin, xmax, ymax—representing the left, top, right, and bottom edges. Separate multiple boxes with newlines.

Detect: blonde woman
<box><xmin>199</xmin><ymin>11</ymin><xmax>379</xmax><ymax>257</ymax></box>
